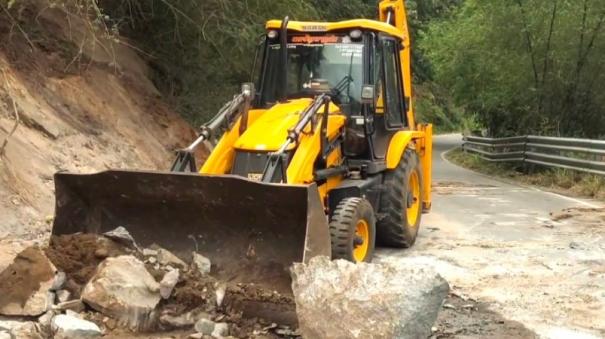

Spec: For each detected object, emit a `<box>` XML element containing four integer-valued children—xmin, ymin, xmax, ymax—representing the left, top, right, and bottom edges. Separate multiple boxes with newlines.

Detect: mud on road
<box><xmin>379</xmin><ymin>177</ymin><xmax>605</xmax><ymax>339</ymax></box>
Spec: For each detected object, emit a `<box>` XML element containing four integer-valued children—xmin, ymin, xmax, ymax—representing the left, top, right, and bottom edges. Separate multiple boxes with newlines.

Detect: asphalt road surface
<box><xmin>377</xmin><ymin>134</ymin><xmax>605</xmax><ymax>338</ymax></box>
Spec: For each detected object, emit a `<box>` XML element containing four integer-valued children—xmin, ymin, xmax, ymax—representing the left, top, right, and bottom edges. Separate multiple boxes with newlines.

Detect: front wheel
<box><xmin>329</xmin><ymin>197</ymin><xmax>376</xmax><ymax>263</ymax></box>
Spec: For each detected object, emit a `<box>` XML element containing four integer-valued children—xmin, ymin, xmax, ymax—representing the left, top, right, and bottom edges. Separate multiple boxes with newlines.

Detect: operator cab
<box><xmin>253</xmin><ymin>22</ymin><xmax>410</xmax><ymax>166</ymax></box>
<box><xmin>257</xmin><ymin>31</ymin><xmax>364</xmax><ymax>116</ymax></box>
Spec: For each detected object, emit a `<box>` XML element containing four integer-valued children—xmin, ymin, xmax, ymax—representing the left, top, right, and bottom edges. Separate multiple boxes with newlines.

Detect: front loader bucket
<box><xmin>52</xmin><ymin>170</ymin><xmax>331</xmax><ymax>293</ymax></box>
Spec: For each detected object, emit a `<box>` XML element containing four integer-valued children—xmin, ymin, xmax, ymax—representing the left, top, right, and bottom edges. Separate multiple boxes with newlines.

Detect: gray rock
<box><xmin>159</xmin><ymin>310</ymin><xmax>208</xmax><ymax>329</ymax></box>
<box><xmin>103</xmin><ymin>226</ymin><xmax>141</xmax><ymax>251</ymax></box>
<box><xmin>0</xmin><ymin>319</ymin><xmax>41</xmax><ymax>338</ymax></box>
<box><xmin>54</xmin><ymin>299</ymin><xmax>85</xmax><ymax>313</ymax></box>
<box><xmin>81</xmin><ymin>255</ymin><xmax>160</xmax><ymax>331</ymax></box>
<box><xmin>291</xmin><ymin>256</ymin><xmax>450</xmax><ymax>339</ymax></box>
<box><xmin>194</xmin><ymin>318</ymin><xmax>215</xmax><ymax>335</ymax></box>
<box><xmin>142</xmin><ymin>248</ymin><xmax>158</xmax><ymax>257</ymax></box>
<box><xmin>10</xmin><ymin>322</ymin><xmax>42</xmax><ymax>339</ymax></box>
<box><xmin>52</xmin><ymin>314</ymin><xmax>102</xmax><ymax>338</ymax></box>
<box><xmin>51</xmin><ymin>271</ymin><xmax>66</xmax><ymax>291</ymax></box>
<box><xmin>0</xmin><ymin>318</ymin><xmax>28</xmax><ymax>332</ymax></box>
<box><xmin>211</xmin><ymin>322</ymin><xmax>229</xmax><ymax>337</ymax></box>
<box><xmin>192</xmin><ymin>252</ymin><xmax>212</xmax><ymax>275</ymax></box>
<box><xmin>38</xmin><ymin>310</ymin><xmax>57</xmax><ymax>335</ymax></box>
<box><xmin>47</xmin><ymin>291</ymin><xmax>56</xmax><ymax>309</ymax></box>
<box><xmin>65</xmin><ymin>310</ymin><xmax>82</xmax><ymax>318</ymax></box>
<box><xmin>0</xmin><ymin>247</ymin><xmax>57</xmax><ymax>316</ymax></box>
<box><xmin>56</xmin><ymin>290</ymin><xmax>71</xmax><ymax>303</ymax></box>
<box><xmin>215</xmin><ymin>283</ymin><xmax>226</xmax><ymax>307</ymax></box>
<box><xmin>160</xmin><ymin>269</ymin><xmax>180</xmax><ymax>299</ymax></box>
<box><xmin>157</xmin><ymin>249</ymin><xmax>187</xmax><ymax>268</ymax></box>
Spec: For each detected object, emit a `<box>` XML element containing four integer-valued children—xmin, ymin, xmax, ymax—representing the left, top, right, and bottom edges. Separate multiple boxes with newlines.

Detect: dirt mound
<box><xmin>42</xmin><ymin>232</ymin><xmax>298</xmax><ymax>338</ymax></box>
<box><xmin>550</xmin><ymin>207</ymin><xmax>605</xmax><ymax>222</ymax></box>
<box><xmin>157</xmin><ymin>266</ymin><xmax>297</xmax><ymax>336</ymax></box>
<box><xmin>45</xmin><ymin>234</ymin><xmax>131</xmax><ymax>297</ymax></box>
<box><xmin>434</xmin><ymin>293</ymin><xmax>535</xmax><ymax>338</ymax></box>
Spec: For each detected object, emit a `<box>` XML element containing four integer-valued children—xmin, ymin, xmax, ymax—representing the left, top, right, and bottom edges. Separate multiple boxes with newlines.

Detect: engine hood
<box><xmin>234</xmin><ymin>98</ymin><xmax>343</xmax><ymax>152</ymax></box>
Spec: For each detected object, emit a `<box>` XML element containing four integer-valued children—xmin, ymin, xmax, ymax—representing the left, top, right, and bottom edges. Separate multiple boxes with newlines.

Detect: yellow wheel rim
<box><xmin>353</xmin><ymin>219</ymin><xmax>370</xmax><ymax>262</ymax></box>
<box><xmin>406</xmin><ymin>170</ymin><xmax>421</xmax><ymax>227</ymax></box>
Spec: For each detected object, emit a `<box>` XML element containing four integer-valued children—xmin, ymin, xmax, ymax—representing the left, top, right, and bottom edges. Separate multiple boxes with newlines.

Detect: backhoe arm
<box><xmin>379</xmin><ymin>0</ymin><xmax>414</xmax><ymax>127</ymax></box>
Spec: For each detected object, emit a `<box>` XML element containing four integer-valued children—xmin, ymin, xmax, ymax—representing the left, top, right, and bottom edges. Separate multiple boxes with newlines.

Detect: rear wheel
<box><xmin>377</xmin><ymin>148</ymin><xmax>423</xmax><ymax>248</ymax></box>
<box><xmin>329</xmin><ymin>197</ymin><xmax>376</xmax><ymax>263</ymax></box>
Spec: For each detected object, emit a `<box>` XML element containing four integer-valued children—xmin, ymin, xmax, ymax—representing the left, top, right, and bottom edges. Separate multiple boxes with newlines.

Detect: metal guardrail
<box><xmin>462</xmin><ymin>135</ymin><xmax>605</xmax><ymax>176</ymax></box>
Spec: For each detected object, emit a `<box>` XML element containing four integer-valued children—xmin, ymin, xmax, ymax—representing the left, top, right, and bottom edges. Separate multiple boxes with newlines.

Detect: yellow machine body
<box><xmin>51</xmin><ymin>0</ymin><xmax>432</xmax><ymax>298</ymax></box>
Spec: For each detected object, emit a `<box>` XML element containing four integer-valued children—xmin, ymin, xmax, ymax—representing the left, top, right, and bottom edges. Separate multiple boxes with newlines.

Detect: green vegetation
<box><xmin>92</xmin><ymin>0</ymin><xmax>458</xmax><ymax>127</ymax></box>
<box><xmin>447</xmin><ymin>148</ymin><xmax>605</xmax><ymax>200</ymax></box>
<box><xmin>4</xmin><ymin>0</ymin><xmax>603</xmax><ymax>139</ymax></box>
<box><xmin>88</xmin><ymin>0</ymin><xmax>384</xmax><ymax>125</ymax></box>
<box><xmin>94</xmin><ymin>0</ymin><xmax>462</xmax><ymax>127</ymax></box>
<box><xmin>423</xmin><ymin>0</ymin><xmax>605</xmax><ymax>138</ymax></box>
<box><xmin>1</xmin><ymin>0</ymin><xmax>462</xmax><ymax>129</ymax></box>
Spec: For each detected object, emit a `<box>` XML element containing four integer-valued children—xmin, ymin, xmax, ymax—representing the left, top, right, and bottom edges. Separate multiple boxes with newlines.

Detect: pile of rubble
<box><xmin>0</xmin><ymin>227</ymin><xmax>297</xmax><ymax>338</ymax></box>
<box><xmin>0</xmin><ymin>227</ymin><xmax>450</xmax><ymax>338</ymax></box>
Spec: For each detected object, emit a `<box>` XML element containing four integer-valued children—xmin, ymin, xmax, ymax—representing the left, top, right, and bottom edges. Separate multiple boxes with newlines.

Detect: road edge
<box><xmin>438</xmin><ymin>146</ymin><xmax>602</xmax><ymax>209</ymax></box>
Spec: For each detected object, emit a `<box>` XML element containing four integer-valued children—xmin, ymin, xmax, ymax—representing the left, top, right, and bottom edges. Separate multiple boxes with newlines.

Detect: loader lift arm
<box><xmin>262</xmin><ymin>93</ymin><xmax>331</xmax><ymax>183</ymax></box>
<box><xmin>171</xmin><ymin>83</ymin><xmax>255</xmax><ymax>172</ymax></box>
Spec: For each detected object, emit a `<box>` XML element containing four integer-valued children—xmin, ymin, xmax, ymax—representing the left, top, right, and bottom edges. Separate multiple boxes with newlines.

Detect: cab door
<box><xmin>371</xmin><ymin>36</ymin><xmax>407</xmax><ymax>159</ymax></box>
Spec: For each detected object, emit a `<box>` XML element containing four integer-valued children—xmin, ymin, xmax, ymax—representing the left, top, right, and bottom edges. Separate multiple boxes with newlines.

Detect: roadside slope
<box><xmin>0</xmin><ymin>1</ymin><xmax>196</xmax><ymax>241</ymax></box>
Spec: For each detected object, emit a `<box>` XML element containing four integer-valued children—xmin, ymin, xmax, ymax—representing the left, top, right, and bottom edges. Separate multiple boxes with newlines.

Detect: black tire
<box><xmin>329</xmin><ymin>197</ymin><xmax>376</xmax><ymax>263</ymax></box>
<box><xmin>377</xmin><ymin>149</ymin><xmax>423</xmax><ymax>248</ymax></box>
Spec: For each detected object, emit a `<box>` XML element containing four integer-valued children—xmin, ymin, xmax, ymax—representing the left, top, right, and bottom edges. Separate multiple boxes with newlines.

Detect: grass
<box><xmin>446</xmin><ymin>148</ymin><xmax>605</xmax><ymax>201</ymax></box>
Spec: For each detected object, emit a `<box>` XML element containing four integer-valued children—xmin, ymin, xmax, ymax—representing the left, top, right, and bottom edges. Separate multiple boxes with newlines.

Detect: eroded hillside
<box><xmin>0</xmin><ymin>0</ymin><xmax>196</xmax><ymax>242</ymax></box>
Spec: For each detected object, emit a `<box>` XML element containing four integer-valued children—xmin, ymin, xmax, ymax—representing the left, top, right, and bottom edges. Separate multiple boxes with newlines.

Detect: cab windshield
<box><xmin>259</xmin><ymin>36</ymin><xmax>364</xmax><ymax>114</ymax></box>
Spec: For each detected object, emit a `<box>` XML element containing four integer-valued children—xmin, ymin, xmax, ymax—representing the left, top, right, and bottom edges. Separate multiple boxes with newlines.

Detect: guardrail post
<box><xmin>521</xmin><ymin>135</ymin><xmax>531</xmax><ymax>174</ymax></box>
<box><xmin>462</xmin><ymin>136</ymin><xmax>467</xmax><ymax>153</ymax></box>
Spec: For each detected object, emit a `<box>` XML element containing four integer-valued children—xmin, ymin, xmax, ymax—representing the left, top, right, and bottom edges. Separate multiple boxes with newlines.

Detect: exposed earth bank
<box><xmin>0</xmin><ymin>0</ymin><xmax>196</xmax><ymax>245</ymax></box>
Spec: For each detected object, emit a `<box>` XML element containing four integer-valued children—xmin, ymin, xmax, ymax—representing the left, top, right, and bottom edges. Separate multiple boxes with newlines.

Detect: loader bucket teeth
<box><xmin>52</xmin><ymin>170</ymin><xmax>331</xmax><ymax>293</ymax></box>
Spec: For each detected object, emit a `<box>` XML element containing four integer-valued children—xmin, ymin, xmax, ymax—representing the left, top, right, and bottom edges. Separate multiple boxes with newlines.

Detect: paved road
<box><xmin>377</xmin><ymin>134</ymin><xmax>605</xmax><ymax>338</ymax></box>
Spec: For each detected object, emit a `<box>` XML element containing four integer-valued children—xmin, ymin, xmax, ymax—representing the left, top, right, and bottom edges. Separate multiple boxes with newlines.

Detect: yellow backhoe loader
<box><xmin>52</xmin><ymin>0</ymin><xmax>432</xmax><ymax>292</ymax></box>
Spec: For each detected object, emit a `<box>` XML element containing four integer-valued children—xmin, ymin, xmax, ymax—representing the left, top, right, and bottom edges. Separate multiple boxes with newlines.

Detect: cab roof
<box><xmin>265</xmin><ymin>19</ymin><xmax>405</xmax><ymax>41</ymax></box>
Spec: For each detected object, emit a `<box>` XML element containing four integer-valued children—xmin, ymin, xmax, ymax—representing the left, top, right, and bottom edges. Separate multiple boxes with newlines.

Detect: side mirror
<box><xmin>361</xmin><ymin>84</ymin><xmax>375</xmax><ymax>105</ymax></box>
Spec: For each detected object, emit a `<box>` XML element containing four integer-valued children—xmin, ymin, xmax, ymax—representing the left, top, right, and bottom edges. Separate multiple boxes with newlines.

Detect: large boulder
<box><xmin>81</xmin><ymin>255</ymin><xmax>161</xmax><ymax>331</ymax></box>
<box><xmin>291</xmin><ymin>256</ymin><xmax>449</xmax><ymax>339</ymax></box>
<box><xmin>0</xmin><ymin>247</ymin><xmax>57</xmax><ymax>316</ymax></box>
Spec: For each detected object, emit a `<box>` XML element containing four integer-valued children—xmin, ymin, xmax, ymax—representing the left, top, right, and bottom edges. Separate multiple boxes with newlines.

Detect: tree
<box><xmin>422</xmin><ymin>0</ymin><xmax>605</xmax><ymax>137</ymax></box>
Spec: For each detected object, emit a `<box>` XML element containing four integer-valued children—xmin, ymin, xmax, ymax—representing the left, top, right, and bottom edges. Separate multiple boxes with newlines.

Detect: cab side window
<box><xmin>383</xmin><ymin>40</ymin><xmax>405</xmax><ymax>127</ymax></box>
<box><xmin>373</xmin><ymin>42</ymin><xmax>385</xmax><ymax>114</ymax></box>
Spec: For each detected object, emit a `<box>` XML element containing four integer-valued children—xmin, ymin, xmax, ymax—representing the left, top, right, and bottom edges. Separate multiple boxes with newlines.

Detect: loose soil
<box><xmin>43</xmin><ymin>233</ymin><xmax>298</xmax><ymax>338</ymax></box>
<box><xmin>433</xmin><ymin>293</ymin><xmax>535</xmax><ymax>338</ymax></box>
<box><xmin>45</xmin><ymin>234</ymin><xmax>131</xmax><ymax>297</ymax></box>
<box><xmin>433</xmin><ymin>181</ymin><xmax>498</xmax><ymax>196</ymax></box>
